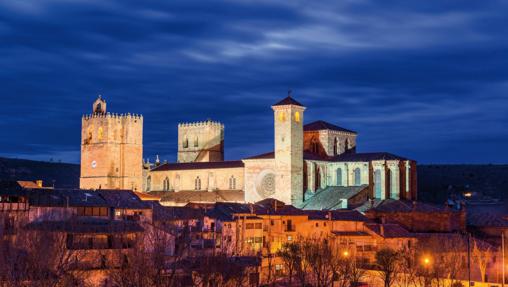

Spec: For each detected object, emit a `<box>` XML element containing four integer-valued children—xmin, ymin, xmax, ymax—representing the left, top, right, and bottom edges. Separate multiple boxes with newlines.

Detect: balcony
<box><xmin>0</xmin><ymin>202</ymin><xmax>28</xmax><ymax>212</ymax></box>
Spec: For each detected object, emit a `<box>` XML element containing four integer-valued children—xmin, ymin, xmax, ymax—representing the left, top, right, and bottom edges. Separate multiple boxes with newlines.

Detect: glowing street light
<box><xmin>342</xmin><ymin>250</ymin><xmax>349</xmax><ymax>257</ymax></box>
<box><xmin>422</xmin><ymin>256</ymin><xmax>431</xmax><ymax>267</ymax></box>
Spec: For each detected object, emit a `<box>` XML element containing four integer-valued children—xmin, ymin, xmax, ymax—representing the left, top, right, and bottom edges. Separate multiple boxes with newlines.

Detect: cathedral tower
<box><xmin>177</xmin><ymin>120</ymin><xmax>224</xmax><ymax>163</ymax></box>
<box><xmin>272</xmin><ymin>95</ymin><xmax>306</xmax><ymax>205</ymax></box>
<box><xmin>80</xmin><ymin>96</ymin><xmax>143</xmax><ymax>191</ymax></box>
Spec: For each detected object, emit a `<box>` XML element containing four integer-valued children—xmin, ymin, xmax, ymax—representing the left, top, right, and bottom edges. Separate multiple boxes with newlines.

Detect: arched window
<box><xmin>354</xmin><ymin>168</ymin><xmax>361</xmax><ymax>186</ymax></box>
<box><xmin>278</xmin><ymin>111</ymin><xmax>286</xmax><ymax>122</ymax></box>
<box><xmin>389</xmin><ymin>169</ymin><xmax>398</xmax><ymax>199</ymax></box>
<box><xmin>344</xmin><ymin>139</ymin><xmax>349</xmax><ymax>153</ymax></box>
<box><xmin>315</xmin><ymin>165</ymin><xmax>321</xmax><ymax>191</ymax></box>
<box><xmin>303</xmin><ymin>161</ymin><xmax>308</xmax><ymax>192</ymax></box>
<box><xmin>194</xmin><ymin>137</ymin><xmax>199</xmax><ymax>147</ymax></box>
<box><xmin>229</xmin><ymin>176</ymin><xmax>236</xmax><ymax>190</ymax></box>
<box><xmin>336</xmin><ymin>168</ymin><xmax>342</xmax><ymax>186</ymax></box>
<box><xmin>294</xmin><ymin>111</ymin><xmax>300</xmax><ymax>123</ymax></box>
<box><xmin>95</xmin><ymin>103</ymin><xmax>102</xmax><ymax>114</ymax></box>
<box><xmin>183</xmin><ymin>138</ymin><xmax>188</xmax><ymax>148</ymax></box>
<box><xmin>374</xmin><ymin>170</ymin><xmax>382</xmax><ymax>198</ymax></box>
<box><xmin>333</xmin><ymin>138</ymin><xmax>338</xmax><ymax>156</ymax></box>
<box><xmin>163</xmin><ymin>177</ymin><xmax>170</xmax><ymax>191</ymax></box>
<box><xmin>195</xmin><ymin>177</ymin><xmax>201</xmax><ymax>190</ymax></box>
<box><xmin>146</xmin><ymin>176</ymin><xmax>151</xmax><ymax>192</ymax></box>
<box><xmin>311</xmin><ymin>138</ymin><xmax>319</xmax><ymax>154</ymax></box>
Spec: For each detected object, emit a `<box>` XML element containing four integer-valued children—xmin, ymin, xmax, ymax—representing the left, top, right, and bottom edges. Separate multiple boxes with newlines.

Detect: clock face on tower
<box><xmin>91</xmin><ymin>160</ymin><xmax>97</xmax><ymax>169</ymax></box>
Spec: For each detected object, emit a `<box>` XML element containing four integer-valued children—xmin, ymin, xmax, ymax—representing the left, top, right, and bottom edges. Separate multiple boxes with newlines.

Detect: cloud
<box><xmin>0</xmin><ymin>0</ymin><xmax>507</xmax><ymax>164</ymax></box>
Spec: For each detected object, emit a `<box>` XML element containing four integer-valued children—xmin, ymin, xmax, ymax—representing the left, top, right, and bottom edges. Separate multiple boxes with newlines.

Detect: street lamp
<box><xmin>343</xmin><ymin>250</ymin><xmax>349</xmax><ymax>257</ymax></box>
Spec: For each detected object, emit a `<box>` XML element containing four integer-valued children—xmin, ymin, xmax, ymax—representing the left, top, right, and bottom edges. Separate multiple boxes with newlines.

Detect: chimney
<box><xmin>36</xmin><ymin>180</ymin><xmax>43</xmax><ymax>188</ymax></box>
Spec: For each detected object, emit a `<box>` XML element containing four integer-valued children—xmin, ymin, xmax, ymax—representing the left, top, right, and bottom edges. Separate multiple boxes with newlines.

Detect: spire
<box><xmin>273</xmin><ymin>90</ymin><xmax>304</xmax><ymax>107</ymax></box>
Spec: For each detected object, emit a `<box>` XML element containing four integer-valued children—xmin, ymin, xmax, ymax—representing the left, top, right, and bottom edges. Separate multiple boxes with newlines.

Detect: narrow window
<box><xmin>98</xmin><ymin>127</ymin><xmax>103</xmax><ymax>141</ymax></box>
<box><xmin>163</xmin><ymin>177</ymin><xmax>170</xmax><ymax>191</ymax></box>
<box><xmin>146</xmin><ymin>176</ymin><xmax>151</xmax><ymax>191</ymax></box>
<box><xmin>229</xmin><ymin>176</ymin><xmax>236</xmax><ymax>189</ymax></box>
<box><xmin>374</xmin><ymin>170</ymin><xmax>382</xmax><ymax>198</ymax></box>
<box><xmin>195</xmin><ymin>177</ymin><xmax>201</xmax><ymax>190</ymax></box>
<box><xmin>183</xmin><ymin>138</ymin><xmax>189</xmax><ymax>148</ymax></box>
<box><xmin>194</xmin><ymin>137</ymin><xmax>198</xmax><ymax>147</ymax></box>
<box><xmin>294</xmin><ymin>111</ymin><xmax>300</xmax><ymax>123</ymax></box>
<box><xmin>354</xmin><ymin>168</ymin><xmax>361</xmax><ymax>186</ymax></box>
<box><xmin>336</xmin><ymin>168</ymin><xmax>343</xmax><ymax>186</ymax></box>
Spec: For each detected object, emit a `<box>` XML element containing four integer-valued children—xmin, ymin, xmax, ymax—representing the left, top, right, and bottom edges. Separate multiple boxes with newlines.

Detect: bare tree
<box><xmin>375</xmin><ymin>247</ymin><xmax>400</xmax><ymax>287</ymax></box>
<box><xmin>471</xmin><ymin>238</ymin><xmax>493</xmax><ymax>283</ymax></box>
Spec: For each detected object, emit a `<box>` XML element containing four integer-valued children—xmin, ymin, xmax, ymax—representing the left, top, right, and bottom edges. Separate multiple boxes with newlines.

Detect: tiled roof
<box><xmin>98</xmin><ymin>189</ymin><xmax>151</xmax><ymax>209</ymax></box>
<box><xmin>243</xmin><ymin>152</ymin><xmax>275</xmax><ymax>160</ymax></box>
<box><xmin>151</xmin><ymin>202</ymin><xmax>206</xmax><ymax>221</ymax></box>
<box><xmin>151</xmin><ymin>161</ymin><xmax>244</xmax><ymax>172</ymax></box>
<box><xmin>299</xmin><ymin>185</ymin><xmax>369</xmax><ymax>210</ymax></box>
<box><xmin>28</xmin><ymin>189</ymin><xmax>108</xmax><ymax>207</ymax></box>
<box><xmin>207</xmin><ymin>201</ymin><xmax>308</xmax><ymax>221</ymax></box>
<box><xmin>333</xmin><ymin>152</ymin><xmax>409</xmax><ymax>162</ymax></box>
<box><xmin>467</xmin><ymin>212</ymin><xmax>508</xmax><ymax>227</ymax></box>
<box><xmin>24</xmin><ymin>218</ymin><xmax>144</xmax><ymax>234</ymax></box>
<box><xmin>306</xmin><ymin>209</ymin><xmax>369</xmax><ymax>221</ymax></box>
<box><xmin>332</xmin><ymin>231</ymin><xmax>371</xmax><ymax>237</ymax></box>
<box><xmin>272</xmin><ymin>96</ymin><xmax>304</xmax><ymax>107</ymax></box>
<box><xmin>304</xmin><ymin>120</ymin><xmax>357</xmax><ymax>134</ymax></box>
<box><xmin>244</xmin><ymin>151</ymin><xmax>328</xmax><ymax>161</ymax></box>
<box><xmin>365</xmin><ymin>223</ymin><xmax>413</xmax><ymax>238</ymax></box>
<box><xmin>152</xmin><ymin>190</ymin><xmax>245</xmax><ymax>204</ymax></box>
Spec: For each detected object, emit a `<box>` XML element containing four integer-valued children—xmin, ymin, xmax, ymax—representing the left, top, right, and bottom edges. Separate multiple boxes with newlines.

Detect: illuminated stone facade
<box><xmin>177</xmin><ymin>121</ymin><xmax>224</xmax><ymax>163</ymax></box>
<box><xmin>80</xmin><ymin>96</ymin><xmax>143</xmax><ymax>191</ymax></box>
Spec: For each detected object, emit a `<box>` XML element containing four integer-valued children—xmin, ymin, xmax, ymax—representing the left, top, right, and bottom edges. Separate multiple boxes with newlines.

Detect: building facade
<box><xmin>80</xmin><ymin>96</ymin><xmax>143</xmax><ymax>191</ymax></box>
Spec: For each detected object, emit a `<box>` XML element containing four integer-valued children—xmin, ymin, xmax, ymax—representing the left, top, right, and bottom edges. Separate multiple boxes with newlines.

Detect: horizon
<box><xmin>1</xmin><ymin>1</ymin><xmax>507</xmax><ymax>164</ymax></box>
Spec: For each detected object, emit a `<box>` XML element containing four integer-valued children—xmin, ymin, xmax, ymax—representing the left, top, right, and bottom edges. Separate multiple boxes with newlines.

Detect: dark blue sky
<box><xmin>1</xmin><ymin>1</ymin><xmax>507</xmax><ymax>164</ymax></box>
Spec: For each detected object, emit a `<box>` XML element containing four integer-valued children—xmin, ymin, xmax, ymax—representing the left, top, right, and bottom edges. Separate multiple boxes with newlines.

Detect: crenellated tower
<box><xmin>177</xmin><ymin>120</ymin><xmax>224</xmax><ymax>163</ymax></box>
<box><xmin>272</xmin><ymin>95</ymin><xmax>306</xmax><ymax>205</ymax></box>
<box><xmin>80</xmin><ymin>96</ymin><xmax>143</xmax><ymax>191</ymax></box>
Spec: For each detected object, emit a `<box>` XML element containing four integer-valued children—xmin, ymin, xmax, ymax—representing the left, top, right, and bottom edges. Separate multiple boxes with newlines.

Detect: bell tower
<box><xmin>80</xmin><ymin>96</ymin><xmax>143</xmax><ymax>191</ymax></box>
<box><xmin>272</xmin><ymin>93</ymin><xmax>306</xmax><ymax>205</ymax></box>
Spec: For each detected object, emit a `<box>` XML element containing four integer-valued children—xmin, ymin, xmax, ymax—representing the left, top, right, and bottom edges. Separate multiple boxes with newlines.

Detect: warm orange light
<box><xmin>343</xmin><ymin>251</ymin><xmax>349</xmax><ymax>257</ymax></box>
<box><xmin>423</xmin><ymin>256</ymin><xmax>431</xmax><ymax>266</ymax></box>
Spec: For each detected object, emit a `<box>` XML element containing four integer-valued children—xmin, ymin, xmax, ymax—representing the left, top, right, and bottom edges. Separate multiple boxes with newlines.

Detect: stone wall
<box><xmin>80</xmin><ymin>113</ymin><xmax>143</xmax><ymax>191</ymax></box>
<box><xmin>148</xmin><ymin>166</ymin><xmax>244</xmax><ymax>192</ymax></box>
<box><xmin>177</xmin><ymin>121</ymin><xmax>224</xmax><ymax>163</ymax></box>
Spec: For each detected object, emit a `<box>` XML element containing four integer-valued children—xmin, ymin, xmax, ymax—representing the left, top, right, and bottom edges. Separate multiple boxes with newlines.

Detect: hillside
<box><xmin>417</xmin><ymin>164</ymin><xmax>508</xmax><ymax>203</ymax></box>
<box><xmin>0</xmin><ymin>157</ymin><xmax>80</xmax><ymax>188</ymax></box>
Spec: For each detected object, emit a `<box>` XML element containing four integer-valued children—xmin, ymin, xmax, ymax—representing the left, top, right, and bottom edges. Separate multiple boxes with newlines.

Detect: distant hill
<box><xmin>417</xmin><ymin>164</ymin><xmax>508</xmax><ymax>203</ymax></box>
<box><xmin>0</xmin><ymin>157</ymin><xmax>80</xmax><ymax>188</ymax></box>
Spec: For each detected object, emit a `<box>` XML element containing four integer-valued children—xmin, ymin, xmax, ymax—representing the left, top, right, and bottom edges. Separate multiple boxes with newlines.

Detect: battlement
<box><xmin>82</xmin><ymin>113</ymin><xmax>143</xmax><ymax>121</ymax></box>
<box><xmin>178</xmin><ymin>120</ymin><xmax>223</xmax><ymax>128</ymax></box>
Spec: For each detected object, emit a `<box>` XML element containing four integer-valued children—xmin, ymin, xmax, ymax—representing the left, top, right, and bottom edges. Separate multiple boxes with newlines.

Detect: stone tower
<box><xmin>272</xmin><ymin>95</ymin><xmax>306</xmax><ymax>205</ymax></box>
<box><xmin>80</xmin><ymin>96</ymin><xmax>143</xmax><ymax>191</ymax></box>
<box><xmin>177</xmin><ymin>120</ymin><xmax>224</xmax><ymax>163</ymax></box>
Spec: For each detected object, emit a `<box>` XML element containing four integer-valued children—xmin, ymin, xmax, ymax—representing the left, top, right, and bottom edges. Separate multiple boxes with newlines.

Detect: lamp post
<box><xmin>422</xmin><ymin>255</ymin><xmax>431</xmax><ymax>287</ymax></box>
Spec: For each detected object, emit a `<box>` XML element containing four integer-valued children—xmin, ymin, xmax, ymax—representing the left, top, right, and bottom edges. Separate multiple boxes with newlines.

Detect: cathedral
<box><xmin>80</xmin><ymin>95</ymin><xmax>417</xmax><ymax>210</ymax></box>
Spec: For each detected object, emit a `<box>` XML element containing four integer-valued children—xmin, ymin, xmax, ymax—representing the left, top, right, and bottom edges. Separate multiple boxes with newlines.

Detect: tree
<box><xmin>301</xmin><ymin>237</ymin><xmax>339</xmax><ymax>287</ymax></box>
<box><xmin>375</xmin><ymin>247</ymin><xmax>400</xmax><ymax>287</ymax></box>
<box><xmin>277</xmin><ymin>241</ymin><xmax>302</xmax><ymax>286</ymax></box>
